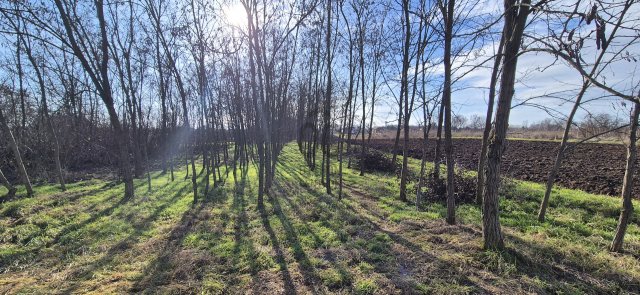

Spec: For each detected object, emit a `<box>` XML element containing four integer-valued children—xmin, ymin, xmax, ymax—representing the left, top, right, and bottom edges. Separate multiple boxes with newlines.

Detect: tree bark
<box><xmin>442</xmin><ymin>0</ymin><xmax>456</xmax><ymax>225</ymax></box>
<box><xmin>322</xmin><ymin>0</ymin><xmax>333</xmax><ymax>195</ymax></box>
<box><xmin>0</xmin><ymin>167</ymin><xmax>17</xmax><ymax>198</ymax></box>
<box><xmin>476</xmin><ymin>37</ymin><xmax>504</xmax><ymax>204</ymax></box>
<box><xmin>358</xmin><ymin>10</ymin><xmax>366</xmax><ymax>177</ymax></box>
<box><xmin>482</xmin><ymin>0</ymin><xmax>530</xmax><ymax>250</ymax></box>
<box><xmin>610</xmin><ymin>99</ymin><xmax>639</xmax><ymax>252</ymax></box>
<box><xmin>54</xmin><ymin>0</ymin><xmax>134</xmax><ymax>200</ymax></box>
<box><xmin>398</xmin><ymin>0</ymin><xmax>411</xmax><ymax>202</ymax></box>
<box><xmin>0</xmin><ymin>107</ymin><xmax>33</xmax><ymax>196</ymax></box>
<box><xmin>433</xmin><ymin>102</ymin><xmax>445</xmax><ymax>179</ymax></box>
<box><xmin>416</xmin><ymin>105</ymin><xmax>433</xmax><ymax>208</ymax></box>
<box><xmin>538</xmin><ymin>82</ymin><xmax>588</xmax><ymax>221</ymax></box>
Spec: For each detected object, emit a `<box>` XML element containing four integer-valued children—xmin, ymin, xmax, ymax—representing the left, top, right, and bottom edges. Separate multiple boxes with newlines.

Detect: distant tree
<box><xmin>579</xmin><ymin>113</ymin><xmax>622</xmax><ymax>139</ymax></box>
<box><xmin>528</xmin><ymin>118</ymin><xmax>564</xmax><ymax>131</ymax></box>
<box><xmin>468</xmin><ymin>114</ymin><xmax>484</xmax><ymax>129</ymax></box>
<box><xmin>452</xmin><ymin>113</ymin><xmax>467</xmax><ymax>130</ymax></box>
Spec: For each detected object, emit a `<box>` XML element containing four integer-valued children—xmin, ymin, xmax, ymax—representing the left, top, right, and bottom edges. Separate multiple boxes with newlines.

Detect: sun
<box><xmin>222</xmin><ymin>1</ymin><xmax>247</xmax><ymax>29</ymax></box>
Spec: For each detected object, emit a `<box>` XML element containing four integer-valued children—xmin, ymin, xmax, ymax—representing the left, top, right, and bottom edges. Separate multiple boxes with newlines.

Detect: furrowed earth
<box><xmin>366</xmin><ymin>138</ymin><xmax>637</xmax><ymax>198</ymax></box>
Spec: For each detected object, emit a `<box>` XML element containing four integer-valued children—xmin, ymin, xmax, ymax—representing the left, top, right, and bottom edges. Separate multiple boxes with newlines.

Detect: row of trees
<box><xmin>0</xmin><ymin>0</ymin><xmax>638</xmax><ymax>252</ymax></box>
<box><xmin>451</xmin><ymin>113</ymin><xmax>624</xmax><ymax>133</ymax></box>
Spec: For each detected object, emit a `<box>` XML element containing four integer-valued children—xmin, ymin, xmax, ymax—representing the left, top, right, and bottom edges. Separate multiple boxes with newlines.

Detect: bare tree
<box><xmin>398</xmin><ymin>0</ymin><xmax>412</xmax><ymax>202</ymax></box>
<box><xmin>475</xmin><ymin>37</ymin><xmax>503</xmax><ymax>204</ymax></box>
<box><xmin>1</xmin><ymin>9</ymin><xmax>66</xmax><ymax>191</ymax></box>
<box><xmin>610</xmin><ymin>100</ymin><xmax>639</xmax><ymax>252</ymax></box>
<box><xmin>451</xmin><ymin>113</ymin><xmax>467</xmax><ymax>130</ymax></box>
<box><xmin>0</xmin><ymin>107</ymin><xmax>32</xmax><ymax>196</ymax></box>
<box><xmin>53</xmin><ymin>0</ymin><xmax>135</xmax><ymax>200</ymax></box>
<box><xmin>439</xmin><ymin>0</ymin><xmax>456</xmax><ymax>224</ymax></box>
<box><xmin>482</xmin><ymin>0</ymin><xmax>531</xmax><ymax>250</ymax></box>
<box><xmin>468</xmin><ymin>114</ymin><xmax>485</xmax><ymax>130</ymax></box>
<box><xmin>532</xmin><ymin>0</ymin><xmax>639</xmax><ymax>222</ymax></box>
<box><xmin>323</xmin><ymin>0</ymin><xmax>333</xmax><ymax>194</ymax></box>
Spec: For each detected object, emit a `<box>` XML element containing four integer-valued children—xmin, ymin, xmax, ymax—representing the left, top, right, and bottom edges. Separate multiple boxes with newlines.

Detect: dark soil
<box><xmin>366</xmin><ymin>138</ymin><xmax>637</xmax><ymax>198</ymax></box>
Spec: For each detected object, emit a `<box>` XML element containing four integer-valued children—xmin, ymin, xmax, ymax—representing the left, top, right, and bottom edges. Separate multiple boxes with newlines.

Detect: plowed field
<box><xmin>366</xmin><ymin>138</ymin><xmax>636</xmax><ymax>198</ymax></box>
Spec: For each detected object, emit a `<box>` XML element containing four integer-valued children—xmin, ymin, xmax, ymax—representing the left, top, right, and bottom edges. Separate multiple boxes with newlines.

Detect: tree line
<box><xmin>0</xmin><ymin>0</ymin><xmax>638</xmax><ymax>252</ymax></box>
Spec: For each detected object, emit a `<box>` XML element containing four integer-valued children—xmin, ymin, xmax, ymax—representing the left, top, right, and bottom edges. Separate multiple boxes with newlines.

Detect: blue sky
<box><xmin>1</xmin><ymin>0</ymin><xmax>637</xmax><ymax>129</ymax></box>
<box><xmin>369</xmin><ymin>0</ymin><xmax>640</xmax><ymax>127</ymax></box>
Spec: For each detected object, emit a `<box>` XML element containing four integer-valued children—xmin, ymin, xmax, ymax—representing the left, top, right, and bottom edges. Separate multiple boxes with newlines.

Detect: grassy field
<box><xmin>1</xmin><ymin>144</ymin><xmax>639</xmax><ymax>294</ymax></box>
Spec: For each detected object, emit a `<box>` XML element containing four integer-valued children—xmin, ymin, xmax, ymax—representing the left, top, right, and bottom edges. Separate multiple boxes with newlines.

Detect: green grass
<box><xmin>0</xmin><ymin>143</ymin><xmax>639</xmax><ymax>294</ymax></box>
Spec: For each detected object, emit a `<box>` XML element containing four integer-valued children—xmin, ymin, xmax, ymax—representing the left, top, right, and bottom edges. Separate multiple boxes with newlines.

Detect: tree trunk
<box><xmin>0</xmin><ymin>168</ymin><xmax>17</xmax><ymax>198</ymax></box>
<box><xmin>536</xmin><ymin>10</ymin><xmax>623</xmax><ymax>218</ymax></box>
<box><xmin>15</xmin><ymin>27</ymin><xmax>67</xmax><ymax>191</ymax></box>
<box><xmin>391</xmin><ymin>101</ymin><xmax>403</xmax><ymax>167</ymax></box>
<box><xmin>433</xmin><ymin>102</ymin><xmax>445</xmax><ymax>179</ymax></box>
<box><xmin>398</xmin><ymin>0</ymin><xmax>411</xmax><ymax>202</ymax></box>
<box><xmin>322</xmin><ymin>0</ymin><xmax>333</xmax><ymax>195</ymax></box>
<box><xmin>538</xmin><ymin>82</ymin><xmax>589</xmax><ymax>221</ymax></box>
<box><xmin>442</xmin><ymin>0</ymin><xmax>456</xmax><ymax>225</ymax></box>
<box><xmin>16</xmin><ymin>33</ymin><xmax>26</xmax><ymax>137</ymax></box>
<box><xmin>482</xmin><ymin>0</ymin><xmax>530</xmax><ymax>250</ymax></box>
<box><xmin>359</xmin><ymin>18</ymin><xmax>366</xmax><ymax>177</ymax></box>
<box><xmin>610</xmin><ymin>100</ymin><xmax>639</xmax><ymax>252</ymax></box>
<box><xmin>476</xmin><ymin>37</ymin><xmax>504</xmax><ymax>204</ymax></box>
<box><xmin>416</xmin><ymin>108</ymin><xmax>432</xmax><ymax>208</ymax></box>
<box><xmin>54</xmin><ymin>0</ymin><xmax>134</xmax><ymax>200</ymax></box>
<box><xmin>0</xmin><ymin>107</ymin><xmax>33</xmax><ymax>196</ymax></box>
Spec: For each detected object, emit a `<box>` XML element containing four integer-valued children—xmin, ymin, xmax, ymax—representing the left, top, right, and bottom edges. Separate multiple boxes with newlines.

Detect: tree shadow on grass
<box><xmin>501</xmin><ymin>232</ymin><xmax>640</xmax><ymax>294</ymax></box>
<box><xmin>345</xmin><ymin>180</ymin><xmax>640</xmax><ymax>294</ymax></box>
<box><xmin>274</xmin><ymin>181</ymin><xmax>356</xmax><ymax>293</ymax></box>
<box><xmin>128</xmin><ymin>172</ymin><xmax>234</xmax><ymax>293</ymax></box>
<box><xmin>47</xmin><ymin>179</ymin><xmax>187</xmax><ymax>248</ymax></box>
<box><xmin>227</xmin><ymin>169</ymin><xmax>295</xmax><ymax>294</ymax></box>
<box><xmin>60</xmin><ymin>182</ymin><xmax>192</xmax><ymax>294</ymax></box>
<box><xmin>268</xmin><ymin>185</ymin><xmax>323</xmax><ymax>294</ymax></box>
<box><xmin>227</xmin><ymin>172</ymin><xmax>259</xmax><ymax>289</ymax></box>
<box><xmin>129</xmin><ymin>199</ymin><xmax>209</xmax><ymax>293</ymax></box>
<box><xmin>128</xmin><ymin>164</ymin><xmax>272</xmax><ymax>293</ymax></box>
<box><xmin>276</xmin><ymin>159</ymin><xmax>490</xmax><ymax>293</ymax></box>
<box><xmin>333</xmin><ymin>161</ymin><xmax>640</xmax><ymax>293</ymax></box>
<box><xmin>258</xmin><ymin>197</ymin><xmax>298</xmax><ymax>295</ymax></box>
<box><xmin>313</xmin><ymin>159</ymin><xmax>608</xmax><ymax>294</ymax></box>
<box><xmin>0</xmin><ymin>184</ymin><xmax>125</xmax><ymax>272</ymax></box>
<box><xmin>326</xmin><ymin>190</ymin><xmax>488</xmax><ymax>292</ymax></box>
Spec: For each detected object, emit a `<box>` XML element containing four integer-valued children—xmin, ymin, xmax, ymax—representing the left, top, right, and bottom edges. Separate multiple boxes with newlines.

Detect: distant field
<box><xmin>365</xmin><ymin>138</ymin><xmax>638</xmax><ymax>198</ymax></box>
<box><xmin>1</xmin><ymin>144</ymin><xmax>639</xmax><ymax>294</ymax></box>
<box><xmin>368</xmin><ymin>128</ymin><xmax>623</xmax><ymax>143</ymax></box>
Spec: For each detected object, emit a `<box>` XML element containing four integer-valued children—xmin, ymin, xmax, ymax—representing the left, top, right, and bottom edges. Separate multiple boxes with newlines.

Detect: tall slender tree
<box><xmin>54</xmin><ymin>0</ymin><xmax>135</xmax><ymax>200</ymax></box>
<box><xmin>482</xmin><ymin>0</ymin><xmax>531</xmax><ymax>250</ymax></box>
